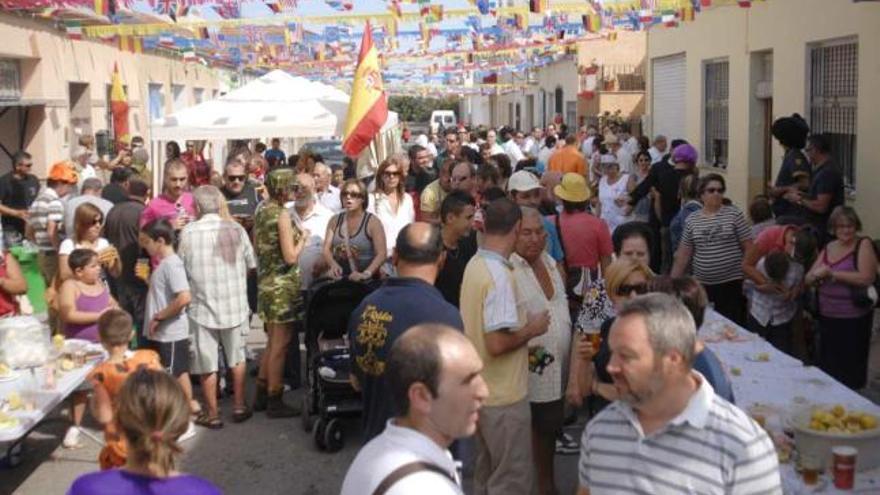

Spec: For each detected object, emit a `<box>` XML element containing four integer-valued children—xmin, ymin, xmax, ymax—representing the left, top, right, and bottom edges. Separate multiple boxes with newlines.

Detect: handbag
<box><xmin>555</xmin><ymin>213</ymin><xmax>584</xmax><ymax>300</ymax></box>
<box><xmin>850</xmin><ymin>237</ymin><xmax>879</xmax><ymax>308</ymax></box>
<box><xmin>575</xmin><ymin>265</ymin><xmax>614</xmax><ymax>332</ymax></box>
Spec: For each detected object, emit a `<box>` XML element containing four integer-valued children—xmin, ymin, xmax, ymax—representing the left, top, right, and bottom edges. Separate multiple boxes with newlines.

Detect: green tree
<box><xmin>388</xmin><ymin>96</ymin><xmax>458</xmax><ymax>122</ymax></box>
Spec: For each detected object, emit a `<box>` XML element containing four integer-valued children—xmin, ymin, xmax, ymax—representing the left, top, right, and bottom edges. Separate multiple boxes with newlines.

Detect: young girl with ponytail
<box><xmin>68</xmin><ymin>368</ymin><xmax>221</xmax><ymax>494</ymax></box>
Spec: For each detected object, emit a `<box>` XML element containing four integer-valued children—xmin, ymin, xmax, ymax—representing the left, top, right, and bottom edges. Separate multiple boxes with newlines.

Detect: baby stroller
<box><xmin>301</xmin><ymin>278</ymin><xmax>374</xmax><ymax>452</ymax></box>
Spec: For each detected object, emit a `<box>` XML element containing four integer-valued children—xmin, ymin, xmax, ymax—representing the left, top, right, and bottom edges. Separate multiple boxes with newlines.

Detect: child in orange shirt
<box><xmin>88</xmin><ymin>309</ymin><xmax>162</xmax><ymax>469</ymax></box>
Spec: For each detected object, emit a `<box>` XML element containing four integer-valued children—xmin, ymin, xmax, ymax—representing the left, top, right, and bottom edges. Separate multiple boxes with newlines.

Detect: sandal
<box><xmin>232</xmin><ymin>406</ymin><xmax>253</xmax><ymax>424</ymax></box>
<box><xmin>194</xmin><ymin>411</ymin><xmax>223</xmax><ymax>430</ymax></box>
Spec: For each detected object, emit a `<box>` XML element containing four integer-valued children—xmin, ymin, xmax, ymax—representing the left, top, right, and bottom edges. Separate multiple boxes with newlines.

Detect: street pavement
<box><xmin>2</xmin><ymin>318</ymin><xmax>879</xmax><ymax>495</ymax></box>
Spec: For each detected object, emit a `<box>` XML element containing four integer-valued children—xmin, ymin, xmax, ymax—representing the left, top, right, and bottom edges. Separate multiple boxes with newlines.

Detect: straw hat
<box><xmin>554</xmin><ymin>173</ymin><xmax>591</xmax><ymax>203</ymax></box>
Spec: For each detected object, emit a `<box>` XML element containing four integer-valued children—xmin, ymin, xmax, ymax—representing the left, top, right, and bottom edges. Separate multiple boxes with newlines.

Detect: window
<box><xmin>172</xmin><ymin>84</ymin><xmax>186</xmax><ymax>111</ymax></box>
<box><xmin>148</xmin><ymin>83</ymin><xmax>164</xmax><ymax>121</ymax></box>
<box><xmin>554</xmin><ymin>87</ymin><xmax>563</xmax><ymax>116</ymax></box>
<box><xmin>809</xmin><ymin>39</ymin><xmax>857</xmax><ymax>191</ymax></box>
<box><xmin>194</xmin><ymin>87</ymin><xmax>205</xmax><ymax>105</ymax></box>
<box><xmin>0</xmin><ymin>59</ymin><xmax>21</xmax><ymax>101</ymax></box>
<box><xmin>704</xmin><ymin>60</ymin><xmax>729</xmax><ymax>168</ymax></box>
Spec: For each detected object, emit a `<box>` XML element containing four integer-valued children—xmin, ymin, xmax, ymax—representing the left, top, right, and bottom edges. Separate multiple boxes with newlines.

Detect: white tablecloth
<box><xmin>0</xmin><ymin>361</ymin><xmax>97</xmax><ymax>443</ymax></box>
<box><xmin>701</xmin><ymin>310</ymin><xmax>880</xmax><ymax>494</ymax></box>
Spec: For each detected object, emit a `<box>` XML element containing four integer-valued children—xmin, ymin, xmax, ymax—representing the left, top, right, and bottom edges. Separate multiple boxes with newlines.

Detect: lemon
<box><xmin>831</xmin><ymin>404</ymin><xmax>846</xmax><ymax>418</ymax></box>
<box><xmin>860</xmin><ymin>414</ymin><xmax>878</xmax><ymax>430</ymax></box>
<box><xmin>52</xmin><ymin>334</ymin><xmax>65</xmax><ymax>351</ymax></box>
<box><xmin>7</xmin><ymin>392</ymin><xmax>22</xmax><ymax>410</ymax></box>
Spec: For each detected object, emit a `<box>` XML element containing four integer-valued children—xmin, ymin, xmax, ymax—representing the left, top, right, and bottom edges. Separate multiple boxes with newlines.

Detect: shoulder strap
<box><xmin>372</xmin><ymin>461</ymin><xmax>456</xmax><ymax>495</ymax></box>
<box><xmin>554</xmin><ymin>213</ymin><xmax>568</xmax><ymax>266</ymax></box>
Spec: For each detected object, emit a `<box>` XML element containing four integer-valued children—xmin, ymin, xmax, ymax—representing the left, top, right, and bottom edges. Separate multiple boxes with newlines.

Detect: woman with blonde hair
<box><xmin>58</xmin><ymin>202</ymin><xmax>121</xmax><ymax>282</ymax></box>
<box><xmin>571</xmin><ymin>258</ymin><xmax>653</xmax><ymax>409</ymax></box>
<box><xmin>806</xmin><ymin>206</ymin><xmax>878</xmax><ymax>389</ymax></box>
<box><xmin>68</xmin><ymin>369</ymin><xmax>221</xmax><ymax>494</ymax></box>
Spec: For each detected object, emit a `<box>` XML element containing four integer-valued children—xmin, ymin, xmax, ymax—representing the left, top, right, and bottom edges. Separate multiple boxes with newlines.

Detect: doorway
<box><xmin>68</xmin><ymin>82</ymin><xmax>91</xmax><ymax>149</ymax></box>
<box><xmin>762</xmin><ymin>98</ymin><xmax>773</xmax><ymax>194</ymax></box>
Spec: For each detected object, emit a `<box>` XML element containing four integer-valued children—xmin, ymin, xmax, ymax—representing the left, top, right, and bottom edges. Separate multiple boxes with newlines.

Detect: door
<box><xmin>762</xmin><ymin>98</ymin><xmax>773</xmax><ymax>194</ymax></box>
<box><xmin>68</xmin><ymin>82</ymin><xmax>91</xmax><ymax>148</ymax></box>
<box><xmin>651</xmin><ymin>54</ymin><xmax>686</xmax><ymax>140</ymax></box>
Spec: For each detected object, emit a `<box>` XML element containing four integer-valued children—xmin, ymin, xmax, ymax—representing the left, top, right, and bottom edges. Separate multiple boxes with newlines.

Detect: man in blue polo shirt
<box><xmin>349</xmin><ymin>222</ymin><xmax>463</xmax><ymax>442</ymax></box>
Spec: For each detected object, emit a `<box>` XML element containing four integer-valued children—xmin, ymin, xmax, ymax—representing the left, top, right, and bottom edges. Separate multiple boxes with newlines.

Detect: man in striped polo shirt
<box><xmin>577</xmin><ymin>294</ymin><xmax>781</xmax><ymax>494</ymax></box>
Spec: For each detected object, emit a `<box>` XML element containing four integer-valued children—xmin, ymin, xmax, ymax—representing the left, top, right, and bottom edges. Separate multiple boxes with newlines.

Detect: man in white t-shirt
<box><xmin>341</xmin><ymin>324</ymin><xmax>488</xmax><ymax>495</ymax></box>
<box><xmin>289</xmin><ymin>173</ymin><xmax>333</xmax><ymax>288</ymax></box>
<box><xmin>500</xmin><ymin>127</ymin><xmax>525</xmax><ymax>164</ymax></box>
<box><xmin>313</xmin><ymin>162</ymin><xmax>341</xmax><ymax>213</ymax></box>
<box><xmin>605</xmin><ymin>134</ymin><xmax>634</xmax><ymax>175</ymax></box>
<box><xmin>649</xmin><ymin>134</ymin><xmax>668</xmax><ymax>164</ymax></box>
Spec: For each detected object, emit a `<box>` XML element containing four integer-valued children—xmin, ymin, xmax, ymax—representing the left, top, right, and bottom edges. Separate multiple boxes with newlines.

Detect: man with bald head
<box><xmin>312</xmin><ymin>161</ymin><xmax>342</xmax><ymax>213</ymax></box>
<box><xmin>342</xmin><ymin>324</ymin><xmax>488</xmax><ymax>495</ymax></box>
<box><xmin>289</xmin><ymin>172</ymin><xmax>333</xmax><ymax>288</ymax></box>
<box><xmin>349</xmin><ymin>222</ymin><xmax>464</xmax><ymax>442</ymax></box>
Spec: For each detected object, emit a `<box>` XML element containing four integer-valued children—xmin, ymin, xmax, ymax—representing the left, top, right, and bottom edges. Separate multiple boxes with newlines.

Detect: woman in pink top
<box><xmin>806</xmin><ymin>206</ymin><xmax>877</xmax><ymax>390</ymax></box>
<box><xmin>550</xmin><ymin>173</ymin><xmax>613</xmax><ymax>287</ymax></box>
<box><xmin>139</xmin><ymin>160</ymin><xmax>196</xmax><ymax>230</ymax></box>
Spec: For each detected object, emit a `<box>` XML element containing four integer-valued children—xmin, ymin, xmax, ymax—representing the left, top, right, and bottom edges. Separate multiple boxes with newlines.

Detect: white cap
<box><xmin>508</xmin><ymin>170</ymin><xmax>542</xmax><ymax>192</ymax></box>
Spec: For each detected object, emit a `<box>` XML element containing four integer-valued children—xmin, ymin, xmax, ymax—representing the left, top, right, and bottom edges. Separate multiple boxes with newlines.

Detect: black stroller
<box><xmin>300</xmin><ymin>278</ymin><xmax>374</xmax><ymax>452</ymax></box>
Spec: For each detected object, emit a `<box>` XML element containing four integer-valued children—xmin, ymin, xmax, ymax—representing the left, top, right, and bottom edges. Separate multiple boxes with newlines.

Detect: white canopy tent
<box><xmin>150</xmin><ymin>70</ymin><xmax>398</xmax><ymax>141</ymax></box>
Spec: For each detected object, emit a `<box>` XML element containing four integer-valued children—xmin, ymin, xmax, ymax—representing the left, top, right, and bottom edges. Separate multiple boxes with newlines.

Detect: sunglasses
<box><xmin>383</xmin><ymin>170</ymin><xmax>402</xmax><ymax>177</ymax></box>
<box><xmin>704</xmin><ymin>187</ymin><xmax>725</xmax><ymax>194</ymax></box>
<box><xmin>91</xmin><ymin>217</ymin><xmax>103</xmax><ymax>226</ymax></box>
<box><xmin>226</xmin><ymin>175</ymin><xmax>246</xmax><ymax>182</ymax></box>
<box><xmin>342</xmin><ymin>191</ymin><xmax>363</xmax><ymax>199</ymax></box>
<box><xmin>617</xmin><ymin>283</ymin><xmax>647</xmax><ymax>296</ymax></box>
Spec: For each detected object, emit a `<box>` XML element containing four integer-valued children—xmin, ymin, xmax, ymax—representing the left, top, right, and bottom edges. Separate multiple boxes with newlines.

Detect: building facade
<box><xmin>461</xmin><ymin>30</ymin><xmax>646</xmax><ymax>133</ymax></box>
<box><xmin>646</xmin><ymin>0</ymin><xmax>880</xmax><ymax>235</ymax></box>
<box><xmin>0</xmin><ymin>12</ymin><xmax>227</xmax><ymax>177</ymax></box>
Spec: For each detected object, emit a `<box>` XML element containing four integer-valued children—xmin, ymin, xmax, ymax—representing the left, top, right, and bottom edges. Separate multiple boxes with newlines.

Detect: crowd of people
<box><xmin>0</xmin><ymin>110</ymin><xmax>876</xmax><ymax>493</ymax></box>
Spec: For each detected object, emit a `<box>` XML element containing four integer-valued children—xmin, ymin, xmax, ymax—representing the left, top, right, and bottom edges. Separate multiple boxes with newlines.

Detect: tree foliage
<box><xmin>388</xmin><ymin>96</ymin><xmax>459</xmax><ymax>122</ymax></box>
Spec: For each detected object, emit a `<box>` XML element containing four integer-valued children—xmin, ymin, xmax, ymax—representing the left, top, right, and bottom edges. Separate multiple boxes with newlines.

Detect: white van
<box><xmin>430</xmin><ymin>110</ymin><xmax>457</xmax><ymax>134</ymax></box>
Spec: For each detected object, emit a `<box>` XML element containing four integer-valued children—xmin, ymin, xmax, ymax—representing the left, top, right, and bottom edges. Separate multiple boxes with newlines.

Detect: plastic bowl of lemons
<box><xmin>790</xmin><ymin>404</ymin><xmax>880</xmax><ymax>471</ymax></box>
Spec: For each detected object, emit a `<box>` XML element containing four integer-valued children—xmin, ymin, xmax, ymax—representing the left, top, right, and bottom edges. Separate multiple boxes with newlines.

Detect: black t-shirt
<box><xmin>103</xmin><ymin>200</ymin><xmax>147</xmax><ymax>287</ymax></box>
<box><xmin>102</xmin><ymin>183</ymin><xmax>130</xmax><ymax>205</ymax></box>
<box><xmin>806</xmin><ymin>159</ymin><xmax>844</xmax><ymax>231</ymax></box>
<box><xmin>0</xmin><ymin>172</ymin><xmax>40</xmax><ymax>235</ymax></box>
<box><xmin>629</xmin><ymin>160</ymin><xmax>691</xmax><ymax>226</ymax></box>
<box><xmin>434</xmin><ymin>231</ymin><xmax>478</xmax><ymax>308</ymax></box>
<box><xmin>348</xmin><ymin>277</ymin><xmax>464</xmax><ymax>443</ymax></box>
<box><xmin>406</xmin><ymin>167</ymin><xmax>436</xmax><ymax>195</ymax></box>
<box><xmin>772</xmin><ymin>149</ymin><xmax>811</xmax><ymax>217</ymax></box>
<box><xmin>223</xmin><ymin>183</ymin><xmax>260</xmax><ymax>218</ymax></box>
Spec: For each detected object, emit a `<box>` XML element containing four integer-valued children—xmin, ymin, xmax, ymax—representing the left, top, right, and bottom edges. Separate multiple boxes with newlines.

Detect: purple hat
<box><xmin>672</xmin><ymin>143</ymin><xmax>698</xmax><ymax>164</ymax></box>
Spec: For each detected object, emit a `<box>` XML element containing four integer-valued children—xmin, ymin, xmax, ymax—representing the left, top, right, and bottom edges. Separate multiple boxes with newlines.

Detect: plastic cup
<box><xmin>832</xmin><ymin>445</ymin><xmax>857</xmax><ymax>490</ymax></box>
<box><xmin>800</xmin><ymin>452</ymin><xmax>821</xmax><ymax>486</ymax></box>
<box><xmin>135</xmin><ymin>258</ymin><xmax>150</xmax><ymax>282</ymax></box>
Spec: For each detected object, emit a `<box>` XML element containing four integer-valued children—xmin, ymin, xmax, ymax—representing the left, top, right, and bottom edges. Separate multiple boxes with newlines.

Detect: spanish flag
<box><xmin>110</xmin><ymin>63</ymin><xmax>130</xmax><ymax>148</ymax></box>
<box><xmin>342</xmin><ymin>22</ymin><xmax>388</xmax><ymax>158</ymax></box>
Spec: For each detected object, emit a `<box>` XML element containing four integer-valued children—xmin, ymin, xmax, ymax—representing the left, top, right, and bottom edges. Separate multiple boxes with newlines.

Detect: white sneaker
<box><xmin>179</xmin><ymin>421</ymin><xmax>197</xmax><ymax>443</ymax></box>
<box><xmin>62</xmin><ymin>426</ymin><xmax>81</xmax><ymax>449</ymax></box>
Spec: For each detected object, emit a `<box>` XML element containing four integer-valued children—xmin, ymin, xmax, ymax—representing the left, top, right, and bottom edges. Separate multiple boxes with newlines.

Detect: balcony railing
<box><xmin>580</xmin><ymin>64</ymin><xmax>645</xmax><ymax>93</ymax></box>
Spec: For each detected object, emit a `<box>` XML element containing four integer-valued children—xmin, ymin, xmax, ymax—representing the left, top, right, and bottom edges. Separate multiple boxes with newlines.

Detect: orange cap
<box><xmin>48</xmin><ymin>160</ymin><xmax>79</xmax><ymax>184</ymax></box>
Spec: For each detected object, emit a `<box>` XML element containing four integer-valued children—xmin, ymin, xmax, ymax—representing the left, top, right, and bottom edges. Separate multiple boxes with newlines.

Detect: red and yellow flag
<box><xmin>110</xmin><ymin>63</ymin><xmax>130</xmax><ymax>148</ymax></box>
<box><xmin>342</xmin><ymin>22</ymin><xmax>388</xmax><ymax>158</ymax></box>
